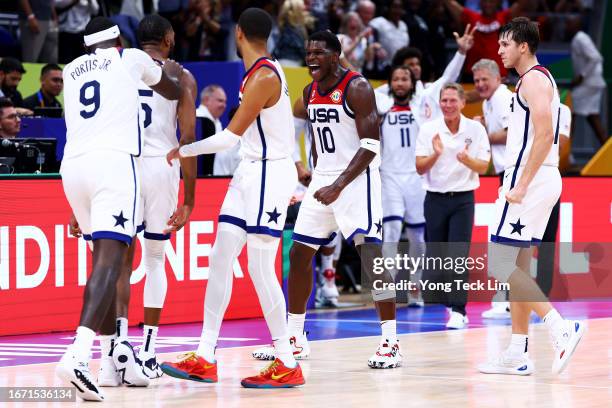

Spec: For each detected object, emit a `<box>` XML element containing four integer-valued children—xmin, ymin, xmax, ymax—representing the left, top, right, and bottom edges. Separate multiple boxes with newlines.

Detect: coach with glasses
<box><xmin>416</xmin><ymin>82</ymin><xmax>490</xmax><ymax>330</ymax></box>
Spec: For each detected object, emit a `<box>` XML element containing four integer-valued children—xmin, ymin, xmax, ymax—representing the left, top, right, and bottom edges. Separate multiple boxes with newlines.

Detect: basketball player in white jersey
<box><xmin>380</xmin><ymin>65</ymin><xmax>425</xmax><ymax>306</ymax></box>
<box><xmin>275</xmin><ymin>31</ymin><xmax>399</xmax><ymax>369</ymax></box>
<box><xmin>160</xmin><ymin>8</ymin><xmax>304</xmax><ymax>388</ymax></box>
<box><xmin>89</xmin><ymin>14</ymin><xmax>198</xmax><ymax>388</ymax></box>
<box><xmin>56</xmin><ymin>17</ymin><xmax>181</xmax><ymax>401</ymax></box>
<box><xmin>479</xmin><ymin>17</ymin><xmax>585</xmax><ymax>376</ymax></box>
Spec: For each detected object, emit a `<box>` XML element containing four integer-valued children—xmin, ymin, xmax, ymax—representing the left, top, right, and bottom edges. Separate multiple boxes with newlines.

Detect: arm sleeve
<box><xmin>423</xmin><ymin>52</ymin><xmax>466</xmax><ymax>104</ymax></box>
<box><xmin>474</xmin><ymin>123</ymin><xmax>492</xmax><ymax>161</ymax></box>
<box><xmin>123</xmin><ymin>48</ymin><xmax>163</xmax><ymax>86</ymax></box>
<box><xmin>179</xmin><ymin>128</ymin><xmax>240</xmax><ymax>157</ymax></box>
<box><xmin>415</xmin><ymin>123</ymin><xmax>433</xmax><ymax>156</ymax></box>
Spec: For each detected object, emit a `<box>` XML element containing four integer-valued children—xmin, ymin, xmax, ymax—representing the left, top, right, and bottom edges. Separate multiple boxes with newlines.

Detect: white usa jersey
<box><xmin>139</xmin><ymin>60</ymin><xmax>179</xmax><ymax>157</ymax></box>
<box><xmin>380</xmin><ymin>103</ymin><xmax>419</xmax><ymax>174</ymax></box>
<box><xmin>239</xmin><ymin>57</ymin><xmax>294</xmax><ymax>161</ymax></box>
<box><xmin>506</xmin><ymin>65</ymin><xmax>560</xmax><ymax>170</ymax></box>
<box><xmin>307</xmin><ymin>70</ymin><xmax>378</xmax><ymax>174</ymax></box>
<box><xmin>63</xmin><ymin>47</ymin><xmax>162</xmax><ymax>159</ymax></box>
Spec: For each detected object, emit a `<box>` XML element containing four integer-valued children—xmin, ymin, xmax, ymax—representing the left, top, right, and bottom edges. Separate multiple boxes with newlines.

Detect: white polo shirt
<box><xmin>483</xmin><ymin>84</ymin><xmax>513</xmax><ymax>174</ymax></box>
<box><xmin>416</xmin><ymin>114</ymin><xmax>491</xmax><ymax>193</ymax></box>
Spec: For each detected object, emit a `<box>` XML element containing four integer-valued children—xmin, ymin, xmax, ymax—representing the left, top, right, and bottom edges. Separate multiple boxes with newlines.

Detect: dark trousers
<box><xmin>59</xmin><ymin>31</ymin><xmax>85</xmax><ymax>64</ymax></box>
<box><xmin>423</xmin><ymin>190</ymin><xmax>474</xmax><ymax>315</ymax></box>
<box><xmin>536</xmin><ymin>199</ymin><xmax>560</xmax><ymax>296</ymax></box>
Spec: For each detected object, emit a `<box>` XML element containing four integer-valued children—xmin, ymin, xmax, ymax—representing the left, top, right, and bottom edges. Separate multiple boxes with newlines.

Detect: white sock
<box><xmin>140</xmin><ymin>325</ymin><xmax>158</xmax><ymax>357</ymax></box>
<box><xmin>72</xmin><ymin>326</ymin><xmax>96</xmax><ymax>361</ymax></box>
<box><xmin>199</xmin><ymin>223</ymin><xmax>246</xmax><ymax>362</ymax></box>
<box><xmin>288</xmin><ymin>313</ymin><xmax>306</xmax><ymax>337</ymax></box>
<box><xmin>99</xmin><ymin>334</ymin><xmax>116</xmax><ymax>359</ymax></box>
<box><xmin>543</xmin><ymin>308</ymin><xmax>565</xmax><ymax>334</ymax></box>
<box><xmin>321</xmin><ymin>252</ymin><xmax>333</xmax><ymax>271</ymax></box>
<box><xmin>247</xmin><ymin>234</ymin><xmax>296</xmax><ymax>368</ymax></box>
<box><xmin>116</xmin><ymin>317</ymin><xmax>128</xmax><ymax>341</ymax></box>
<box><xmin>196</xmin><ymin>329</ymin><xmax>217</xmax><ymax>362</ymax></box>
<box><xmin>507</xmin><ymin>334</ymin><xmax>528</xmax><ymax>356</ymax></box>
<box><xmin>381</xmin><ymin>320</ymin><xmax>397</xmax><ymax>343</ymax></box>
<box><xmin>143</xmin><ymin>239</ymin><xmax>168</xmax><ymax>308</ymax></box>
<box><xmin>273</xmin><ymin>335</ymin><xmax>296</xmax><ymax>368</ymax></box>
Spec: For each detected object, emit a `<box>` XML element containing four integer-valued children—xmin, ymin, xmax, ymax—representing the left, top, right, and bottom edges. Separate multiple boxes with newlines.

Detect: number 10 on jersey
<box><xmin>317</xmin><ymin>126</ymin><xmax>335</xmax><ymax>154</ymax></box>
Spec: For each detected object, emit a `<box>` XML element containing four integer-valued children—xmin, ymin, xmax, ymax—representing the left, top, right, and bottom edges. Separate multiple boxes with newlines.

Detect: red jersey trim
<box><xmin>308</xmin><ymin>70</ymin><xmax>361</xmax><ymax>105</ymax></box>
<box><xmin>390</xmin><ymin>104</ymin><xmax>411</xmax><ymax>112</ymax></box>
<box><xmin>240</xmin><ymin>57</ymin><xmax>280</xmax><ymax>93</ymax></box>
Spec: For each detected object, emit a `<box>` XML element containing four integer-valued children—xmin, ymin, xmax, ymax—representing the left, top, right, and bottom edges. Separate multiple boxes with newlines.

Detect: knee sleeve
<box><xmin>143</xmin><ymin>239</ymin><xmax>168</xmax><ymax>308</ymax></box>
<box><xmin>488</xmin><ymin>243</ymin><xmax>521</xmax><ymax>283</ymax></box>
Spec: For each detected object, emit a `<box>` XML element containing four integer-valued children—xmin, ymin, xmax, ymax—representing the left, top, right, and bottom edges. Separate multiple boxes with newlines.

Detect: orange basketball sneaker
<box><xmin>241</xmin><ymin>358</ymin><xmax>305</xmax><ymax>388</ymax></box>
<box><xmin>160</xmin><ymin>352</ymin><xmax>218</xmax><ymax>383</ymax></box>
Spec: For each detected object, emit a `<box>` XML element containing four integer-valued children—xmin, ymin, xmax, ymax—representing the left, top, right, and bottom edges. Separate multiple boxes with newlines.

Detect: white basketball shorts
<box><xmin>490</xmin><ymin>165</ymin><xmax>561</xmax><ymax>246</ymax></box>
<box><xmin>381</xmin><ymin>171</ymin><xmax>426</xmax><ymax>228</ymax></box>
<box><xmin>293</xmin><ymin>167</ymin><xmax>383</xmax><ymax>249</ymax></box>
<box><xmin>60</xmin><ymin>150</ymin><xmax>141</xmax><ymax>245</ymax></box>
<box><xmin>218</xmin><ymin>157</ymin><xmax>297</xmax><ymax>237</ymax></box>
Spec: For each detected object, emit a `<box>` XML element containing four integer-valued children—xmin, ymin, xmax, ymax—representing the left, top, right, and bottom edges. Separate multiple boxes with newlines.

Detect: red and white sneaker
<box><xmin>367</xmin><ymin>339</ymin><xmax>402</xmax><ymax>369</ymax></box>
<box><xmin>241</xmin><ymin>358</ymin><xmax>305</xmax><ymax>388</ymax></box>
<box><xmin>252</xmin><ymin>332</ymin><xmax>310</xmax><ymax>361</ymax></box>
<box><xmin>160</xmin><ymin>352</ymin><xmax>218</xmax><ymax>383</ymax></box>
<box><xmin>551</xmin><ymin>320</ymin><xmax>586</xmax><ymax>375</ymax></box>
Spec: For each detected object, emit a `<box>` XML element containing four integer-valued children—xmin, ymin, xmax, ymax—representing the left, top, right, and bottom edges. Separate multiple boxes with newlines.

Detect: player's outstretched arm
<box><xmin>506</xmin><ymin>73</ymin><xmax>554</xmax><ymax>204</ymax></box>
<box><xmin>313</xmin><ymin>77</ymin><xmax>379</xmax><ymax>205</ymax></box>
<box><xmin>165</xmin><ymin>70</ymin><xmax>198</xmax><ymax>234</ymax></box>
<box><xmin>168</xmin><ymin>68</ymin><xmax>280</xmax><ymax>162</ymax></box>
<box><xmin>150</xmin><ymin>59</ymin><xmax>183</xmax><ymax>100</ymax></box>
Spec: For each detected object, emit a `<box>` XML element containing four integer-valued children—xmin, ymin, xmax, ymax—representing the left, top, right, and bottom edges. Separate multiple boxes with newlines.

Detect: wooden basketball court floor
<box><xmin>1</xmin><ymin>304</ymin><xmax>610</xmax><ymax>407</ymax></box>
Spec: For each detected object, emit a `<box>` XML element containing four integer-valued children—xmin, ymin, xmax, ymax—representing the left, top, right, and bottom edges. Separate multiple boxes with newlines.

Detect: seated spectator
<box><xmin>274</xmin><ymin>0</ymin><xmax>314</xmax><ymax>67</ymax></box>
<box><xmin>0</xmin><ymin>98</ymin><xmax>21</xmax><ymax>139</ymax></box>
<box><xmin>22</xmin><ymin>63</ymin><xmax>64</xmax><ymax>113</ymax></box>
<box><xmin>337</xmin><ymin>12</ymin><xmax>374</xmax><ymax>72</ymax></box>
<box><xmin>368</xmin><ymin>0</ymin><xmax>409</xmax><ymax>70</ymax></box>
<box><xmin>443</xmin><ymin>0</ymin><xmax>511</xmax><ymax>80</ymax></box>
<box><xmin>0</xmin><ymin>58</ymin><xmax>26</xmax><ymax>108</ymax></box>
<box><xmin>56</xmin><ymin>0</ymin><xmax>100</xmax><ymax>63</ymax></box>
<box><xmin>196</xmin><ymin>84</ymin><xmax>230</xmax><ymax>175</ymax></box>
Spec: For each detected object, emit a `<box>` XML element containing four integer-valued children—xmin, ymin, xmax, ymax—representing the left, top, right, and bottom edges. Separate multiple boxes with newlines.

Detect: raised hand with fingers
<box><xmin>454</xmin><ymin>24</ymin><xmax>477</xmax><ymax>54</ymax></box>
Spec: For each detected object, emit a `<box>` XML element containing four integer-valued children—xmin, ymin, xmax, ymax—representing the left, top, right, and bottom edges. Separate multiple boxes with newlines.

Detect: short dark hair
<box><xmin>41</xmin><ymin>63</ymin><xmax>62</xmax><ymax>77</ymax></box>
<box><xmin>0</xmin><ymin>57</ymin><xmax>25</xmax><ymax>74</ymax></box>
<box><xmin>238</xmin><ymin>8</ymin><xmax>273</xmax><ymax>41</ymax></box>
<box><xmin>138</xmin><ymin>14</ymin><xmax>173</xmax><ymax>45</ymax></box>
<box><xmin>308</xmin><ymin>30</ymin><xmax>342</xmax><ymax>55</ymax></box>
<box><xmin>0</xmin><ymin>97</ymin><xmax>14</xmax><ymax>116</ymax></box>
<box><xmin>392</xmin><ymin>47</ymin><xmax>422</xmax><ymax>67</ymax></box>
<box><xmin>84</xmin><ymin>16</ymin><xmax>116</xmax><ymax>37</ymax></box>
<box><xmin>388</xmin><ymin>65</ymin><xmax>416</xmax><ymax>85</ymax></box>
<box><xmin>499</xmin><ymin>17</ymin><xmax>540</xmax><ymax>54</ymax></box>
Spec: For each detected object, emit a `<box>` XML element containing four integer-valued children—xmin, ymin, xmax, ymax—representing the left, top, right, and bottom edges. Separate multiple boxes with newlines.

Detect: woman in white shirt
<box><xmin>416</xmin><ymin>82</ymin><xmax>491</xmax><ymax>330</ymax></box>
<box><xmin>336</xmin><ymin>12</ymin><xmax>374</xmax><ymax>73</ymax></box>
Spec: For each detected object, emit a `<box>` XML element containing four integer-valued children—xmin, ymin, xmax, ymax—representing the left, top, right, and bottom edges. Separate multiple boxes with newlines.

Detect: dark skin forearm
<box><xmin>177</xmin><ymin>71</ymin><xmax>197</xmax><ymax>207</ymax></box>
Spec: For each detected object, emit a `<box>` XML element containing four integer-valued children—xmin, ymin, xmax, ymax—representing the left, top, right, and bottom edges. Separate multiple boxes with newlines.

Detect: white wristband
<box><xmin>179</xmin><ymin>128</ymin><xmax>240</xmax><ymax>157</ymax></box>
<box><xmin>360</xmin><ymin>138</ymin><xmax>380</xmax><ymax>155</ymax></box>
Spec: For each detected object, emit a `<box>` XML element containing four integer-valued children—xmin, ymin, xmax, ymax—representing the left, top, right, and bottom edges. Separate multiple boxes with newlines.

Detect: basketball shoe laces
<box><xmin>175</xmin><ymin>352</ymin><xmax>201</xmax><ymax>368</ymax></box>
<box><xmin>260</xmin><ymin>360</ymin><xmax>281</xmax><ymax>376</ymax></box>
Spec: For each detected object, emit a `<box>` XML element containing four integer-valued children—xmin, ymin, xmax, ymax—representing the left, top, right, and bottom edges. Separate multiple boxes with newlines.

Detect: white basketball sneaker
<box><xmin>482</xmin><ymin>302</ymin><xmax>511</xmax><ymax>319</ymax></box>
<box><xmin>98</xmin><ymin>357</ymin><xmax>121</xmax><ymax>387</ymax></box>
<box><xmin>446</xmin><ymin>311</ymin><xmax>468</xmax><ymax>329</ymax></box>
<box><xmin>550</xmin><ymin>320</ymin><xmax>586</xmax><ymax>375</ymax></box>
<box><xmin>56</xmin><ymin>349</ymin><xmax>104</xmax><ymax>401</ymax></box>
<box><xmin>112</xmin><ymin>340</ymin><xmax>150</xmax><ymax>386</ymax></box>
<box><xmin>478</xmin><ymin>351</ymin><xmax>534</xmax><ymax>375</ymax></box>
<box><xmin>138</xmin><ymin>351</ymin><xmax>164</xmax><ymax>379</ymax></box>
<box><xmin>321</xmin><ymin>268</ymin><xmax>339</xmax><ymax>306</ymax></box>
<box><xmin>252</xmin><ymin>332</ymin><xmax>311</xmax><ymax>361</ymax></box>
<box><xmin>367</xmin><ymin>339</ymin><xmax>402</xmax><ymax>369</ymax></box>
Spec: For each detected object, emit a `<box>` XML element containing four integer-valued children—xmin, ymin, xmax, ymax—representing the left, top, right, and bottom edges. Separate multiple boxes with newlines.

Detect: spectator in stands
<box><xmin>22</xmin><ymin>63</ymin><xmax>63</xmax><ymax>112</ymax></box>
<box><xmin>425</xmin><ymin>0</ymin><xmax>458</xmax><ymax>79</ymax></box>
<box><xmin>443</xmin><ymin>0</ymin><xmax>511</xmax><ymax>80</ymax></box>
<box><xmin>354</xmin><ymin>0</ymin><xmax>387</xmax><ymax>79</ymax></box>
<box><xmin>195</xmin><ymin>84</ymin><xmax>231</xmax><ymax>175</ymax></box>
<box><xmin>355</xmin><ymin>0</ymin><xmax>375</xmax><ymax>26</ymax></box>
<box><xmin>567</xmin><ymin>15</ymin><xmax>608</xmax><ymax>145</ymax></box>
<box><xmin>403</xmin><ymin>0</ymin><xmax>436</xmax><ymax>81</ymax></box>
<box><xmin>274</xmin><ymin>0</ymin><xmax>314</xmax><ymax>66</ymax></box>
<box><xmin>56</xmin><ymin>0</ymin><xmax>100</xmax><ymax>63</ymax></box>
<box><xmin>337</xmin><ymin>12</ymin><xmax>374</xmax><ymax>73</ymax></box>
<box><xmin>368</xmin><ymin>0</ymin><xmax>409</xmax><ymax>71</ymax></box>
<box><xmin>184</xmin><ymin>0</ymin><xmax>227</xmax><ymax>61</ymax></box>
<box><xmin>0</xmin><ymin>98</ymin><xmax>21</xmax><ymax>139</ymax></box>
<box><xmin>0</xmin><ymin>58</ymin><xmax>26</xmax><ymax>108</ymax></box>
<box><xmin>19</xmin><ymin>0</ymin><xmax>58</xmax><ymax>63</ymax></box>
